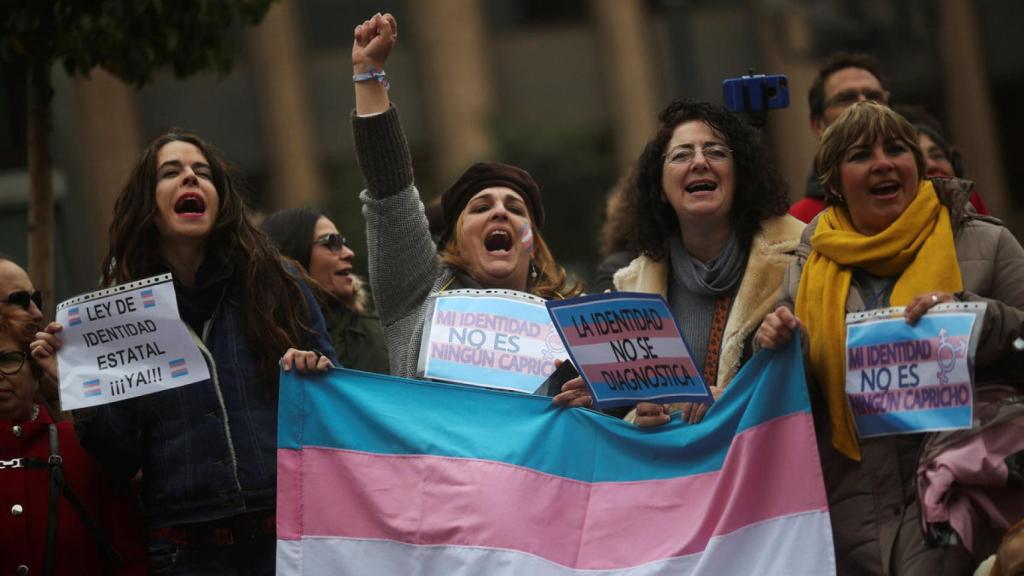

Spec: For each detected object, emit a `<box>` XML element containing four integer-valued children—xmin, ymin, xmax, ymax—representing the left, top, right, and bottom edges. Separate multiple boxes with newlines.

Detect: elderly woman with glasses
<box><xmin>262</xmin><ymin>208</ymin><xmax>389</xmax><ymax>374</ymax></box>
<box><xmin>595</xmin><ymin>99</ymin><xmax>804</xmax><ymax>425</ymax></box>
<box><xmin>757</xmin><ymin>101</ymin><xmax>1024</xmax><ymax>575</ymax></box>
<box><xmin>1</xmin><ymin>311</ymin><xmax>149</xmax><ymax>574</ymax></box>
<box><xmin>1</xmin><ymin>257</ymin><xmax>65</xmax><ymax>411</ymax></box>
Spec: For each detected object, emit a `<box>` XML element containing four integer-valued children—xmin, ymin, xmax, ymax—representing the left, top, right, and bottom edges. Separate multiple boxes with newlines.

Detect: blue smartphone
<box><xmin>723</xmin><ymin>74</ymin><xmax>790</xmax><ymax>113</ymax></box>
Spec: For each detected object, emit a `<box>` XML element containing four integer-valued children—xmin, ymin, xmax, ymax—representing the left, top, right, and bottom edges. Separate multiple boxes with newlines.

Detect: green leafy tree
<box><xmin>1</xmin><ymin>0</ymin><xmax>275</xmax><ymax>311</ymax></box>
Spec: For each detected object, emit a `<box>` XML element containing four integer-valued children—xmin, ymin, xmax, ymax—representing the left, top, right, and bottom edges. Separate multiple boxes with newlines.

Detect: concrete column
<box><xmin>73</xmin><ymin>68</ymin><xmax>142</xmax><ymax>261</ymax></box>
<box><xmin>590</xmin><ymin>0</ymin><xmax>658</xmax><ymax>173</ymax></box>
<box><xmin>407</xmin><ymin>0</ymin><xmax>494</xmax><ymax>184</ymax></box>
<box><xmin>937</xmin><ymin>0</ymin><xmax>1008</xmax><ymax>217</ymax></box>
<box><xmin>247</xmin><ymin>0</ymin><xmax>325</xmax><ymax>210</ymax></box>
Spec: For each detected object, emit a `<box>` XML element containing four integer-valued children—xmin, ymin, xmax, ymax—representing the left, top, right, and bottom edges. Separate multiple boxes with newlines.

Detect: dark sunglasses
<box><xmin>2</xmin><ymin>290</ymin><xmax>43</xmax><ymax>312</ymax></box>
<box><xmin>313</xmin><ymin>233</ymin><xmax>347</xmax><ymax>253</ymax></box>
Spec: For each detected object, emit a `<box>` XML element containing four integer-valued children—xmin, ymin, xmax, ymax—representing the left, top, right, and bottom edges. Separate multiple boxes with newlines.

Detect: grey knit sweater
<box><xmin>352</xmin><ymin>106</ymin><xmax>471</xmax><ymax>378</ymax></box>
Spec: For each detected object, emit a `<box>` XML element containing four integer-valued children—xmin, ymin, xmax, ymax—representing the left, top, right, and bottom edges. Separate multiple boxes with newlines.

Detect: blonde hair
<box><xmin>440</xmin><ymin>211</ymin><xmax>582</xmax><ymax>300</ymax></box>
<box><xmin>816</xmin><ymin>101</ymin><xmax>925</xmax><ymax>199</ymax></box>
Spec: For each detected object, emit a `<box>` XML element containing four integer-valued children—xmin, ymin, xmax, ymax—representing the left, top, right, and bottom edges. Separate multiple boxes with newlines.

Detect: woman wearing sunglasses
<box><xmin>262</xmin><ymin>208</ymin><xmax>389</xmax><ymax>374</ymax></box>
<box><xmin>31</xmin><ymin>130</ymin><xmax>336</xmax><ymax>574</ymax></box>
<box><xmin>0</xmin><ymin>257</ymin><xmax>44</xmax><ymax>327</ymax></box>
<box><xmin>351</xmin><ymin>13</ymin><xmax>582</xmax><ymax>382</ymax></box>
<box><xmin>1</xmin><ymin>311</ymin><xmax>149</xmax><ymax>574</ymax></box>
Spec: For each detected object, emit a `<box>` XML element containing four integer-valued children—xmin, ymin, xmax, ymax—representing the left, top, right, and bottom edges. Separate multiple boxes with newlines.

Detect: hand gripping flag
<box><xmin>276</xmin><ymin>338</ymin><xmax>835</xmax><ymax>575</ymax></box>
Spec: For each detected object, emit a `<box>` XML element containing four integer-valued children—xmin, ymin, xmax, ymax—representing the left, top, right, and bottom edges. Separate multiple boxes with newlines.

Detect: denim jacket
<box><xmin>74</xmin><ymin>279</ymin><xmax>336</xmax><ymax>529</ymax></box>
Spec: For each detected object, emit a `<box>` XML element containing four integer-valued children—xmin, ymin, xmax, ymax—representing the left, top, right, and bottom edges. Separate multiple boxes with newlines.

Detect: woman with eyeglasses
<box><xmin>350</xmin><ymin>13</ymin><xmax>583</xmax><ymax>386</ymax></box>
<box><xmin>756</xmin><ymin>101</ymin><xmax>1024</xmax><ymax>575</ymax></box>
<box><xmin>30</xmin><ymin>130</ymin><xmax>337</xmax><ymax>575</ymax></box>
<box><xmin>262</xmin><ymin>208</ymin><xmax>389</xmax><ymax>374</ymax></box>
<box><xmin>599</xmin><ymin>99</ymin><xmax>804</xmax><ymax>426</ymax></box>
<box><xmin>1</xmin><ymin>311</ymin><xmax>149</xmax><ymax>574</ymax></box>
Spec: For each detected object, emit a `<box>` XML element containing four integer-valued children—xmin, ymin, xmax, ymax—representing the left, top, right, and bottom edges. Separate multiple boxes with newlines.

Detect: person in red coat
<box><xmin>1</xmin><ymin>312</ymin><xmax>148</xmax><ymax>575</ymax></box>
<box><xmin>790</xmin><ymin>52</ymin><xmax>890</xmax><ymax>223</ymax></box>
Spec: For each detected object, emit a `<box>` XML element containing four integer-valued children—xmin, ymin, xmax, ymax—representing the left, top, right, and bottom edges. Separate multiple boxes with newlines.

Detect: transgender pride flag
<box><xmin>276</xmin><ymin>339</ymin><xmax>835</xmax><ymax>575</ymax></box>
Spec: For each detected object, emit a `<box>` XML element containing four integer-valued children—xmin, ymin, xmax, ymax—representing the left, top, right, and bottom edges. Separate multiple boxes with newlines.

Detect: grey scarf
<box><xmin>669</xmin><ymin>230</ymin><xmax>748</xmax><ymax>296</ymax></box>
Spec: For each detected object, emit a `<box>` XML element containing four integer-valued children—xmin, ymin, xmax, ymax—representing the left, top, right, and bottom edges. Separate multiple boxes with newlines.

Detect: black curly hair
<box><xmin>628</xmin><ymin>99</ymin><xmax>790</xmax><ymax>261</ymax></box>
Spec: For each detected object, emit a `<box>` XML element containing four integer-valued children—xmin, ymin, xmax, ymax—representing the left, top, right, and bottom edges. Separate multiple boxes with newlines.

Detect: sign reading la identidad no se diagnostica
<box><xmin>546</xmin><ymin>292</ymin><xmax>712</xmax><ymax>410</ymax></box>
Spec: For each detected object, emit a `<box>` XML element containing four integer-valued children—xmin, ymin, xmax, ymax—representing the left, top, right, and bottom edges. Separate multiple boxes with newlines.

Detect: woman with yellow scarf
<box><xmin>756</xmin><ymin>101</ymin><xmax>1024</xmax><ymax>576</ymax></box>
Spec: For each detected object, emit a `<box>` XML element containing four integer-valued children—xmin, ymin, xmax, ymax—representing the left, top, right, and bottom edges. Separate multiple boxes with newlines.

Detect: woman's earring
<box><xmin>529</xmin><ymin>261</ymin><xmax>539</xmax><ymax>282</ymax></box>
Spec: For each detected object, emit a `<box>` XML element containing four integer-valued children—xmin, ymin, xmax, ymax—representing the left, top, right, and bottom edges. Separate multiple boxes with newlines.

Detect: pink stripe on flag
<box><xmin>276</xmin><ymin>412</ymin><xmax>825</xmax><ymax>570</ymax></box>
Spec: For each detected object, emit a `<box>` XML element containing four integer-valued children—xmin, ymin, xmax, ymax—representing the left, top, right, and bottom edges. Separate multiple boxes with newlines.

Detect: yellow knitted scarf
<box><xmin>795</xmin><ymin>181</ymin><xmax>962</xmax><ymax>460</ymax></box>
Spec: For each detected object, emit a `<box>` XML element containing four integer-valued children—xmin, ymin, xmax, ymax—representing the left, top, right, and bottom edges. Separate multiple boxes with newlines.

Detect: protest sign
<box><xmin>845</xmin><ymin>302</ymin><xmax>986</xmax><ymax>438</ymax></box>
<box><xmin>55</xmin><ymin>274</ymin><xmax>211</xmax><ymax>410</ymax></box>
<box><xmin>546</xmin><ymin>292</ymin><xmax>712</xmax><ymax>410</ymax></box>
<box><xmin>417</xmin><ymin>289</ymin><xmax>564</xmax><ymax>393</ymax></box>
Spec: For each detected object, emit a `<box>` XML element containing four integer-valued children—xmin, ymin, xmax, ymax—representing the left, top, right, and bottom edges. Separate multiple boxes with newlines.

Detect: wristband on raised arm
<box><xmin>353</xmin><ymin>66</ymin><xmax>390</xmax><ymax>90</ymax></box>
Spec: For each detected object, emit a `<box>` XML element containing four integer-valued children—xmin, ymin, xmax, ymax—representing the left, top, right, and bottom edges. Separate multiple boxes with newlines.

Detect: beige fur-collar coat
<box><xmin>613</xmin><ymin>214</ymin><xmax>806</xmax><ymax>389</ymax></box>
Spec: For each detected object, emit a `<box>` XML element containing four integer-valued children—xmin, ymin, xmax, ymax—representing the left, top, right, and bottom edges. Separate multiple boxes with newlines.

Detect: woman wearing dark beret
<box><xmin>350</xmin><ymin>13</ymin><xmax>581</xmax><ymax>380</ymax></box>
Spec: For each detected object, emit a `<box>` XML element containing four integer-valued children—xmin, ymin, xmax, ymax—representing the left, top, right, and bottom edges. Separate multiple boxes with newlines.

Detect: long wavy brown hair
<box><xmin>101</xmin><ymin>130</ymin><xmax>316</xmax><ymax>382</ymax></box>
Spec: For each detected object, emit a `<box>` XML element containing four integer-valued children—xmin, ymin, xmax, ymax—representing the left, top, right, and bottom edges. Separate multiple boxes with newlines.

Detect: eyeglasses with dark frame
<box><xmin>313</xmin><ymin>233</ymin><xmax>347</xmax><ymax>253</ymax></box>
<box><xmin>0</xmin><ymin>351</ymin><xmax>27</xmax><ymax>376</ymax></box>
<box><xmin>1</xmin><ymin>290</ymin><xmax>43</xmax><ymax>312</ymax></box>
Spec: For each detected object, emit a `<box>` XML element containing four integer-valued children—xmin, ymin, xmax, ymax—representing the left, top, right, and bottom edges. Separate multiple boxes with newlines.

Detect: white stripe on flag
<box><xmin>276</xmin><ymin>509</ymin><xmax>834</xmax><ymax>575</ymax></box>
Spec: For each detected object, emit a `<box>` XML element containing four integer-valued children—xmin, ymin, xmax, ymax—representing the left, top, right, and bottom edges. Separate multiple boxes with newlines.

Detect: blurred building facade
<box><xmin>1</xmin><ymin>0</ymin><xmax>1022</xmax><ymax>300</ymax></box>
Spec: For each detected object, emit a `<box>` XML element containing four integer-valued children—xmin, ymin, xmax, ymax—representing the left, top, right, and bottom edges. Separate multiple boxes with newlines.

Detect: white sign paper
<box><xmin>55</xmin><ymin>274</ymin><xmax>211</xmax><ymax>410</ymax></box>
<box><xmin>417</xmin><ymin>289</ymin><xmax>564</xmax><ymax>393</ymax></box>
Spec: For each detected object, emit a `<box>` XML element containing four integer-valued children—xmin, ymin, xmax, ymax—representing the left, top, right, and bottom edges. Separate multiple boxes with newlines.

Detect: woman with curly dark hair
<box><xmin>31</xmin><ymin>130</ymin><xmax>337</xmax><ymax>574</ymax></box>
<box><xmin>612</xmin><ymin>99</ymin><xmax>805</xmax><ymax>426</ymax></box>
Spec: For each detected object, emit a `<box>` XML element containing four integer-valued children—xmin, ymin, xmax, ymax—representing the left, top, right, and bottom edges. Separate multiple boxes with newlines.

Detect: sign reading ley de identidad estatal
<box><xmin>55</xmin><ymin>274</ymin><xmax>210</xmax><ymax>410</ymax></box>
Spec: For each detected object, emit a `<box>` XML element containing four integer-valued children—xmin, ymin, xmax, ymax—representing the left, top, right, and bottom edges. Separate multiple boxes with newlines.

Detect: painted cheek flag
<box><xmin>276</xmin><ymin>338</ymin><xmax>836</xmax><ymax>575</ymax></box>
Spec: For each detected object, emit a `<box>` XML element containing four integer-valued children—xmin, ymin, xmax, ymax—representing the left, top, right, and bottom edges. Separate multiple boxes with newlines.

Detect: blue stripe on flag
<box><xmin>278</xmin><ymin>337</ymin><xmax>810</xmax><ymax>482</ymax></box>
